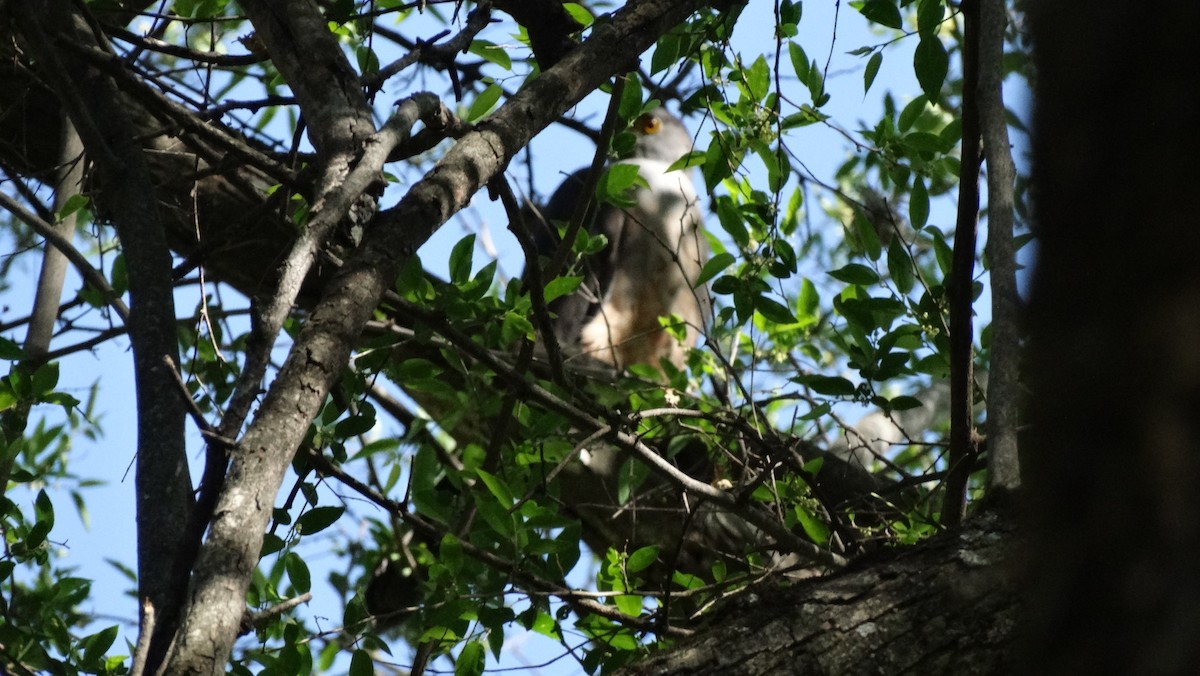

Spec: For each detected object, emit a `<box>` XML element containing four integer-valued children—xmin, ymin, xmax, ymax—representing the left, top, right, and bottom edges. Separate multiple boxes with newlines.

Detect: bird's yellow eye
<box><xmin>637</xmin><ymin>114</ymin><xmax>663</xmax><ymax>135</ymax></box>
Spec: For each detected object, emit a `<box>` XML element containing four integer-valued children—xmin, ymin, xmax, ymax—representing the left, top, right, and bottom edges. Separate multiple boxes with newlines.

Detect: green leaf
<box><xmin>626</xmin><ymin>545</ymin><xmax>659</xmax><ymax>574</ymax></box>
<box><xmin>57</xmin><ymin>193</ymin><xmax>89</xmax><ymax>221</ymax></box>
<box><xmin>917</xmin><ymin>0</ymin><xmax>945</xmax><ymax>38</ymax></box>
<box><xmin>295</xmin><ymin>505</ymin><xmax>345</xmax><ymax>535</ymax></box>
<box><xmin>449</xmin><ymin>234</ymin><xmax>476</xmax><ymax>286</ymax></box>
<box><xmin>797</xmin><ymin>277</ymin><xmax>820</xmax><ymax>319</ymax></box>
<box><xmin>467</xmin><ymin>40</ymin><xmax>512</xmax><ymax>70</ymax></box>
<box><xmin>543</xmin><ymin>275</ymin><xmax>583</xmax><ymax>303</ymax></box>
<box><xmin>904</xmin><ymin>132</ymin><xmax>947</xmax><ymax>154</ymax></box>
<box><xmin>928</xmin><ymin>226</ymin><xmax>954</xmax><ymax>274</ymax></box>
<box><xmin>615</xmin><ymin>592</ymin><xmax>643</xmax><ymax>616</ymax></box>
<box><xmin>0</xmin><ymin>336</ymin><xmax>22</xmax><ymax>360</ymax></box>
<box><xmin>651</xmin><ymin>31</ymin><xmax>681</xmax><ymax>75</ymax></box>
<box><xmin>804</xmin><ymin>375</ymin><xmax>857</xmax><ymax>396</ymax></box>
<box><xmin>335</xmin><ymin>411</ymin><xmax>377</xmax><ymax>438</ymax></box>
<box><xmin>618</xmin><ymin>76</ymin><xmax>644</xmax><ymax>120</ymax></box>
<box><xmin>859</xmin><ymin>0</ymin><xmax>902</xmax><ymax>29</ymax></box>
<box><xmin>79</xmin><ymin>625</ymin><xmax>119</xmax><ymax>667</ymax></box>
<box><xmin>781</xmin><ymin>105</ymin><xmax>829</xmax><ymax>129</ymax></box>
<box><xmin>441</xmin><ymin>533</ymin><xmax>464</xmax><ymax>574</ymax></box>
<box><xmin>261</xmin><ymin>533</ymin><xmax>286</xmax><ymax>557</ymax></box>
<box><xmin>887</xmin><ymin>395</ymin><xmax>924</xmax><ymax>411</ymax></box>
<box><xmin>285</xmin><ymin>551</ymin><xmax>312</xmax><ymax>593</ymax></box>
<box><xmin>863</xmin><ymin>52</ymin><xmax>882</xmax><ymax>94</ymax></box>
<box><xmin>110</xmin><ymin>253</ymin><xmax>128</xmax><ymax>295</ymax></box>
<box><xmin>671</xmin><ymin>570</ymin><xmax>704</xmax><ymax>590</ymax></box>
<box><xmin>898</xmin><ymin>95</ymin><xmax>929</xmax><ymax>132</ymax></box>
<box><xmin>788</xmin><ymin>41</ymin><xmax>810</xmax><ymax>83</ymax></box>
<box><xmin>745</xmin><ymin>55</ymin><xmax>770</xmax><ymax>102</ymax></box>
<box><xmin>756</xmin><ymin>296</ymin><xmax>798</xmax><ymax>324</ymax></box>
<box><xmin>711</xmin><ymin>558</ymin><xmax>727</xmax><ymax>583</ymax></box>
<box><xmin>466</xmin><ymin>83</ymin><xmax>502</xmax><ymax>123</ymax></box>
<box><xmin>665</xmin><ymin>149</ymin><xmax>707</xmax><ymax>173</ymax></box>
<box><xmin>476</xmin><ymin>468</ymin><xmax>514</xmax><ymax>508</ymax></box>
<box><xmin>702</xmin><ymin>140</ymin><xmax>736</xmax><ymax>192</ymax></box>
<box><xmin>356</xmin><ymin>45</ymin><xmax>379</xmax><ymax>75</ymax></box>
<box><xmin>909</xmin><ymin>176</ymin><xmax>930</xmax><ymax>229</ymax></box>
<box><xmin>781</xmin><ymin>0</ymin><xmax>802</xmax><ymax>27</ymax></box>
<box><xmin>349</xmin><ymin>649</ymin><xmax>374</xmax><ymax>676</ymax></box>
<box><xmin>695</xmin><ymin>252</ymin><xmax>736</xmax><ymax>287</ymax></box>
<box><xmin>456</xmin><ymin>640</ymin><xmax>486</xmax><ymax>676</ymax></box>
<box><xmin>714</xmin><ymin>196</ymin><xmax>749</xmax><ymax>247</ymax></box>
<box><xmin>887</xmin><ymin>239</ymin><xmax>916</xmax><ymax>295</ymax></box>
<box><xmin>34</xmin><ymin>489</ymin><xmax>54</xmax><ymax>529</ymax></box>
<box><xmin>597</xmin><ymin>163</ymin><xmax>646</xmax><ymax>207</ymax></box>
<box><xmin>914</xmin><ymin>36</ymin><xmax>949</xmax><ymax>101</ymax></box>
<box><xmin>31</xmin><ymin>361</ymin><xmax>59</xmax><ymax>398</ymax></box>
<box><xmin>828</xmin><ymin>263</ymin><xmax>880</xmax><ymax>286</ymax></box>
<box><xmin>563</xmin><ymin>3</ymin><xmax>593</xmax><ymax>27</ymax></box>
<box><xmin>794</xmin><ymin>504</ymin><xmax>831</xmax><ymax>544</ymax></box>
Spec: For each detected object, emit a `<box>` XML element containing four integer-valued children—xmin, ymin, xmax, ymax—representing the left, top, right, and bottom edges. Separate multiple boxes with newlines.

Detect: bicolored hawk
<box><xmin>528</xmin><ymin>108</ymin><xmax>711</xmax><ymax>369</ymax></box>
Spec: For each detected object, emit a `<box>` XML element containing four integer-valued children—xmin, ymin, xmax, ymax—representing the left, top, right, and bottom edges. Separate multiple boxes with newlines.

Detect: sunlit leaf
<box><xmin>626</xmin><ymin>545</ymin><xmax>659</xmax><ymax>573</ymax></box>
<box><xmin>466</xmin><ymin>83</ymin><xmax>502</xmax><ymax>122</ymax></box>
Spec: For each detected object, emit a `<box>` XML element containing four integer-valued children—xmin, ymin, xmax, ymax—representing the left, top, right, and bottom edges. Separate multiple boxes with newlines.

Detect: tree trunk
<box><xmin>1022</xmin><ymin>2</ymin><xmax>1200</xmax><ymax>674</ymax></box>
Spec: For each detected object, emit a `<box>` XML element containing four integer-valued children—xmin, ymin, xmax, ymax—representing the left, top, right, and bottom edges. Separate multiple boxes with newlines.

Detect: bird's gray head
<box><xmin>631</xmin><ymin>107</ymin><xmax>694</xmax><ymax>163</ymax></box>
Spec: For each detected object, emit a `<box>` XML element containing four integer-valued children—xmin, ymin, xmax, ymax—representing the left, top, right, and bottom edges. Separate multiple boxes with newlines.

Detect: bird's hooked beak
<box><xmin>634</xmin><ymin>112</ymin><xmax>664</xmax><ymax>136</ymax></box>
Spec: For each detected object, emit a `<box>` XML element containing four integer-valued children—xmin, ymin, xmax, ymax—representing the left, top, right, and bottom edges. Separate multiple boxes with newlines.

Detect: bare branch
<box><xmin>23</xmin><ymin>118</ymin><xmax>87</xmax><ymax>360</ymax></box>
<box><xmin>943</xmin><ymin>0</ymin><xmax>983</xmax><ymax>526</ymax></box>
<box><xmin>979</xmin><ymin>0</ymin><xmax>1021</xmax><ymax>490</ymax></box>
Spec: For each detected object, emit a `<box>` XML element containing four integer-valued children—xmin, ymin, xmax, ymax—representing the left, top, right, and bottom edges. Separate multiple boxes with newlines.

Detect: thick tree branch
<box><xmin>165</xmin><ymin>1</ymin><xmax>710</xmax><ymax>672</ymax></box>
<box><xmin>978</xmin><ymin>0</ymin><xmax>1020</xmax><ymax>490</ymax></box>
<box><xmin>238</xmin><ymin>0</ymin><xmax>375</xmax><ymax>158</ymax></box>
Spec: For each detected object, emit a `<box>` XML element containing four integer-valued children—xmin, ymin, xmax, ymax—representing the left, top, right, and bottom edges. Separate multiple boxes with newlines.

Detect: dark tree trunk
<box><xmin>1023</xmin><ymin>2</ymin><xmax>1200</xmax><ymax>674</ymax></box>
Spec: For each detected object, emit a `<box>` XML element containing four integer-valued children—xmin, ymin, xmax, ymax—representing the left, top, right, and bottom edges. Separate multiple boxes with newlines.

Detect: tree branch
<box><xmin>165</xmin><ymin>1</ymin><xmax>711</xmax><ymax>672</ymax></box>
<box><xmin>978</xmin><ymin>0</ymin><xmax>1020</xmax><ymax>490</ymax></box>
<box><xmin>942</xmin><ymin>0</ymin><xmax>982</xmax><ymax>526</ymax></box>
<box><xmin>11</xmin><ymin>3</ymin><xmax>193</xmax><ymax>672</ymax></box>
<box><xmin>23</xmin><ymin>118</ymin><xmax>86</xmax><ymax>360</ymax></box>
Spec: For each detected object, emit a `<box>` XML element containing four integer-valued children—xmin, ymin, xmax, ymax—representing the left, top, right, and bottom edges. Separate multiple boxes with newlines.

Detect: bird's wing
<box><xmin>524</xmin><ymin>168</ymin><xmax>626</xmax><ymax>353</ymax></box>
<box><xmin>525</xmin><ymin>158</ymin><xmax>708</xmax><ymax>368</ymax></box>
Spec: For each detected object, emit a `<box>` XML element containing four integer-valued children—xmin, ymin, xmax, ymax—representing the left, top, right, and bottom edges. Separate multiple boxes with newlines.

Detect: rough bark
<box><xmin>619</xmin><ymin>507</ymin><xmax>1020</xmax><ymax>676</ymax></box>
<box><xmin>978</xmin><ymin>0</ymin><xmax>1020</xmax><ymax>491</ymax></box>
